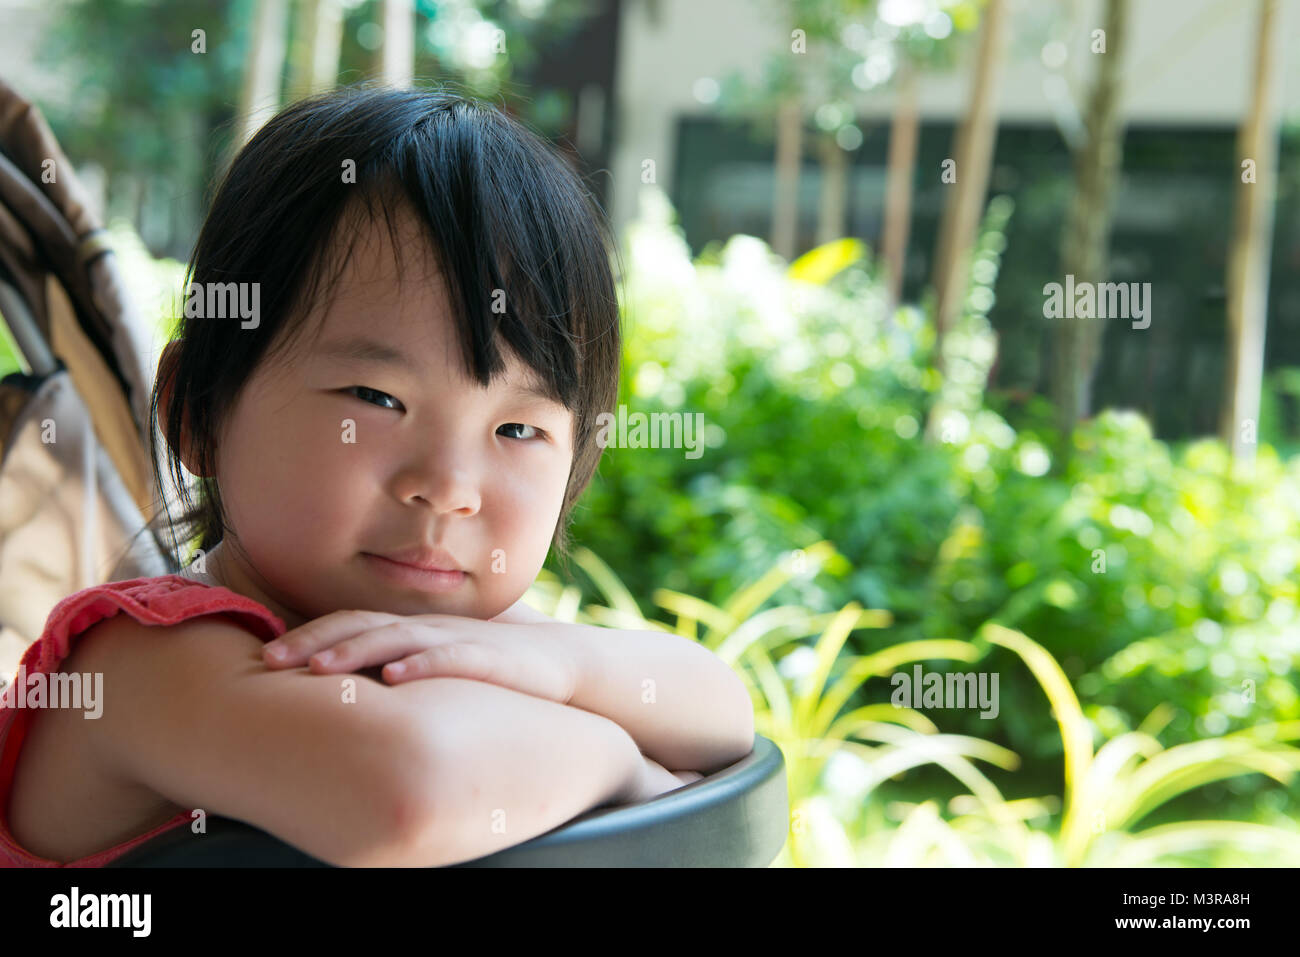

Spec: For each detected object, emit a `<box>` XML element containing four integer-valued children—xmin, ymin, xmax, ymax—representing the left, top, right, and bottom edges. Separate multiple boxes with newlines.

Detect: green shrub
<box><xmin>553</xmin><ymin>188</ymin><xmax>1300</xmax><ymax>771</ymax></box>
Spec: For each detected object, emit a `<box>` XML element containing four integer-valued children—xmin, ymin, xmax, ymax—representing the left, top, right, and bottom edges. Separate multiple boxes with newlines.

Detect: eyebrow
<box><xmin>316</xmin><ymin>335</ymin><xmax>563</xmax><ymax>405</ymax></box>
<box><xmin>317</xmin><ymin>336</ymin><xmax>418</xmax><ymax>372</ymax></box>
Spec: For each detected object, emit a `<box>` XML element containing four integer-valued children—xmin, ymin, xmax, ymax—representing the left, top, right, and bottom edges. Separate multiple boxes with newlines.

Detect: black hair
<box><xmin>149</xmin><ymin>82</ymin><xmax>622</xmax><ymax>579</ymax></box>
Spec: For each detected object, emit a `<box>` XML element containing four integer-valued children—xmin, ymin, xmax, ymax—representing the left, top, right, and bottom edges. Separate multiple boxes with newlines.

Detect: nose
<box><xmin>391</xmin><ymin>446</ymin><xmax>482</xmax><ymax>516</ymax></box>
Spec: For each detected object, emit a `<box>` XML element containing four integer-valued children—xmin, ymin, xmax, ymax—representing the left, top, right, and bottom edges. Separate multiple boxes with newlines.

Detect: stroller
<box><xmin>0</xmin><ymin>78</ymin><xmax>172</xmax><ymax>682</ymax></box>
<box><xmin>0</xmin><ymin>79</ymin><xmax>787</xmax><ymax>866</ymax></box>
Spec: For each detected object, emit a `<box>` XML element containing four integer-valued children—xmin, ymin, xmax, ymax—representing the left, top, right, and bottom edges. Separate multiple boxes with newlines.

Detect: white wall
<box><xmin>0</xmin><ymin>0</ymin><xmax>64</xmax><ymax>107</ymax></box>
<box><xmin>609</xmin><ymin>0</ymin><xmax>1300</xmax><ymax>238</ymax></box>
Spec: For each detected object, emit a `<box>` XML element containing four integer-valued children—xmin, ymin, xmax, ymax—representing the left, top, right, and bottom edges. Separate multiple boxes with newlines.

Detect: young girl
<box><xmin>0</xmin><ymin>85</ymin><xmax>753</xmax><ymax>867</ymax></box>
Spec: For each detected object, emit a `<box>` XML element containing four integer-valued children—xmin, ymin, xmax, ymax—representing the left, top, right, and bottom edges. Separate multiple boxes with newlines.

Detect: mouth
<box><xmin>362</xmin><ymin>553</ymin><xmax>469</xmax><ymax>592</ymax></box>
<box><xmin>368</xmin><ymin>544</ymin><xmax>466</xmax><ymax>572</ymax></box>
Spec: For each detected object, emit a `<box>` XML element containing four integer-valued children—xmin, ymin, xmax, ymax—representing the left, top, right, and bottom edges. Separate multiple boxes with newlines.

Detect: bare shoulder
<box><xmin>6</xmin><ymin>612</ymin><xmax>234</xmax><ymax>862</ymax></box>
<box><xmin>71</xmin><ymin>607</ymin><xmax>268</xmax><ymax>702</ymax></box>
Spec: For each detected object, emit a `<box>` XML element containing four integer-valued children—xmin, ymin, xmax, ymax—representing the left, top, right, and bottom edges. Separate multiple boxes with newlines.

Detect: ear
<box><xmin>156</xmin><ymin>339</ymin><xmax>207</xmax><ymax>477</ymax></box>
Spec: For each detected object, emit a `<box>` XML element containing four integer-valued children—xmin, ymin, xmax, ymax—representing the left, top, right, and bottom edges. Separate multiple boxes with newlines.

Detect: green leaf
<box><xmin>787</xmin><ymin>238</ymin><xmax>867</xmax><ymax>285</ymax></box>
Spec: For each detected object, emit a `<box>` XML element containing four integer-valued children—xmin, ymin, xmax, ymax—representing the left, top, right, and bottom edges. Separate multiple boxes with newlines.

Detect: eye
<box><xmin>498</xmin><ymin>422</ymin><xmax>548</xmax><ymax>442</ymax></box>
<box><xmin>344</xmin><ymin>386</ymin><xmax>404</xmax><ymax>411</ymax></box>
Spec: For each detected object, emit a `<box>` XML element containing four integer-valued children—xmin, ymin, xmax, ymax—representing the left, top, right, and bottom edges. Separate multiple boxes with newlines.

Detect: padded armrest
<box><xmin>107</xmin><ymin>734</ymin><xmax>788</xmax><ymax>867</ymax></box>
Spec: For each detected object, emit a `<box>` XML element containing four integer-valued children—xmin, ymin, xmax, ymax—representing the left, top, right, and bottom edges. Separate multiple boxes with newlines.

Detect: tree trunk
<box><xmin>815</xmin><ymin>133</ymin><xmax>848</xmax><ymax>246</ymax></box>
<box><xmin>1051</xmin><ymin>0</ymin><xmax>1130</xmax><ymax>459</ymax></box>
<box><xmin>235</xmin><ymin>0</ymin><xmax>290</xmax><ymax>150</ymax></box>
<box><xmin>288</xmin><ymin>0</ymin><xmax>343</xmax><ymax>100</ymax></box>
<box><xmin>380</xmin><ymin>0</ymin><xmax>416</xmax><ymax>88</ymax></box>
<box><xmin>771</xmin><ymin>96</ymin><xmax>803</xmax><ymax>261</ymax></box>
<box><xmin>929</xmin><ymin>0</ymin><xmax>1007</xmax><ymax>369</ymax></box>
<box><xmin>1221</xmin><ymin>0</ymin><xmax>1280</xmax><ymax>462</ymax></box>
<box><xmin>881</xmin><ymin>61</ymin><xmax>918</xmax><ymax>311</ymax></box>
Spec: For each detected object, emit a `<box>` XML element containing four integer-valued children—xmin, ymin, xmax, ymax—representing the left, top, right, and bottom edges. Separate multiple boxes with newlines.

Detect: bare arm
<box><xmin>544</xmin><ymin>621</ymin><xmax>756</xmax><ymax>774</ymax></box>
<box><xmin>493</xmin><ymin>600</ymin><xmax>755</xmax><ymax>773</ymax></box>
<box><xmin>87</xmin><ymin>616</ymin><xmax>663</xmax><ymax>867</ymax></box>
<box><xmin>385</xmin><ymin>678</ymin><xmax>690</xmax><ymax>864</ymax></box>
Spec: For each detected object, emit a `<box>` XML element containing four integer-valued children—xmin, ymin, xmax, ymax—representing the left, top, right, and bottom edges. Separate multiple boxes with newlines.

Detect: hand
<box><xmin>261</xmin><ymin>609</ymin><xmax>584</xmax><ymax>705</ymax></box>
<box><xmin>612</xmin><ymin>755</ymin><xmax>703</xmax><ymax>807</ymax></box>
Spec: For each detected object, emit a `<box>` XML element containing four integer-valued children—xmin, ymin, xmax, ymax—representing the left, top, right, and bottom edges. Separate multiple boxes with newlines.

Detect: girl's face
<box><xmin>193</xmin><ymin>206</ymin><xmax>575</xmax><ymax>629</ymax></box>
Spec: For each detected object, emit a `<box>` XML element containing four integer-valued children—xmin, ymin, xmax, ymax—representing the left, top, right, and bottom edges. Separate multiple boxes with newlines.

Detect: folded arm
<box><xmin>496</xmin><ymin>599</ymin><xmax>754</xmax><ymax>774</ymax></box>
<box><xmin>86</xmin><ymin>613</ymin><xmax>652</xmax><ymax>867</ymax></box>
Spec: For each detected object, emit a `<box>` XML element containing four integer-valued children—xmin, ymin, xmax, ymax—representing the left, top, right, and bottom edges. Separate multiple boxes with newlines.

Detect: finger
<box><xmin>382</xmin><ymin>642</ymin><xmax>495</xmax><ymax>684</ymax></box>
<box><xmin>263</xmin><ymin>609</ymin><xmax>374</xmax><ymax>665</ymax></box>
<box><xmin>306</xmin><ymin>622</ymin><xmax>455</xmax><ymax>673</ymax></box>
<box><xmin>263</xmin><ymin>609</ymin><xmax>400</xmax><ymax>667</ymax></box>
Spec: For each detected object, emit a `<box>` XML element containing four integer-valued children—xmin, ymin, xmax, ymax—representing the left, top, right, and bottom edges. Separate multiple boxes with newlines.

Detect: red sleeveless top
<box><xmin>0</xmin><ymin>574</ymin><xmax>285</xmax><ymax>867</ymax></box>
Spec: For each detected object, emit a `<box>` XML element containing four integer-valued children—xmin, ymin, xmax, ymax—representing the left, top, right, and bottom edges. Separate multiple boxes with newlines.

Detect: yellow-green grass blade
<box><xmin>824</xmin><ymin>703</ymin><xmax>940</xmax><ymax>738</ymax></box>
<box><xmin>571</xmin><ymin>545</ymin><xmax>645</xmax><ymax>619</ymax></box>
<box><xmin>1118</xmin><ymin>741</ymin><xmax>1300</xmax><ymax>829</ymax></box>
<box><xmin>814</xmin><ymin>640</ymin><xmax>985</xmax><ymax>740</ymax></box>
<box><xmin>793</xmin><ymin>603</ymin><xmax>863</xmax><ymax>732</ymax></box>
<box><xmin>981</xmin><ymin>622</ymin><xmax>1093</xmax><ymax>806</ymax></box>
<box><xmin>651</xmin><ymin>588</ymin><xmax>734</xmax><ymax>639</ymax></box>
<box><xmin>716</xmin><ymin>540</ymin><xmax>844</xmax><ymax>638</ymax></box>
<box><xmin>1107</xmin><ymin>821</ymin><xmax>1300</xmax><ymax>867</ymax></box>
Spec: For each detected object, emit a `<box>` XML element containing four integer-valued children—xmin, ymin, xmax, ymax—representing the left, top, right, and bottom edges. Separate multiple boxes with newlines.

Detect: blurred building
<box><xmin>607</xmin><ymin>0</ymin><xmax>1300</xmax><ymax>441</ymax></box>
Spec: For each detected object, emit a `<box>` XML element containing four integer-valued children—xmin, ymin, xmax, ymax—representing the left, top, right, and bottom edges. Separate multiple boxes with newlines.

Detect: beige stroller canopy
<box><xmin>0</xmin><ymin>78</ymin><xmax>173</xmax><ymax>682</ymax></box>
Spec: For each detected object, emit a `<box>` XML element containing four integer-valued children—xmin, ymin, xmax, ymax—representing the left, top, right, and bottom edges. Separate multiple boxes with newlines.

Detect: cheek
<box><xmin>219</xmin><ymin>398</ymin><xmax>373</xmax><ymax>537</ymax></box>
<box><xmin>492</xmin><ymin>453</ymin><xmax>569</xmax><ymax>512</ymax></box>
<box><xmin>487</xmin><ymin>455</ymin><xmax>571</xmax><ymax>551</ymax></box>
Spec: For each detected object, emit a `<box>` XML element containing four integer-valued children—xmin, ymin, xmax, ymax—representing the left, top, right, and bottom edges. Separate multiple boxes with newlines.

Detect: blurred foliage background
<box><xmin>544</xmin><ymin>186</ymin><xmax>1300</xmax><ymax>863</ymax></box>
<box><xmin>1</xmin><ymin>0</ymin><xmax>1297</xmax><ymax>866</ymax></box>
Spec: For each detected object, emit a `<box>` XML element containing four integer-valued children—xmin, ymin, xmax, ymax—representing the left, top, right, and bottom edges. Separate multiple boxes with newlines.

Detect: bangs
<box><xmin>262</xmin><ymin>106</ymin><xmax>602</xmax><ymax>416</ymax></box>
